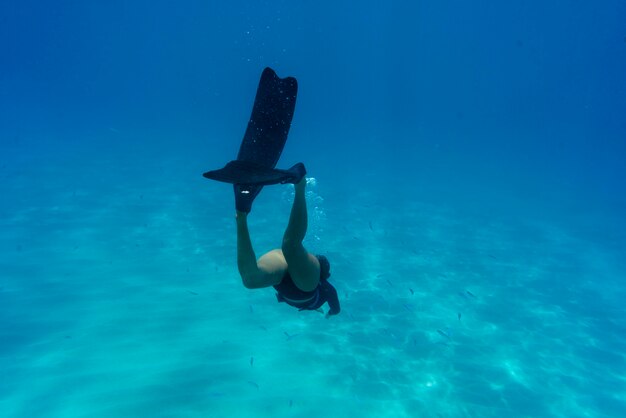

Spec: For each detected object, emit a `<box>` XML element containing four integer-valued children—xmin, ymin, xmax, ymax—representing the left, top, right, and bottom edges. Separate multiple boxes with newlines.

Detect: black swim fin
<box><xmin>203</xmin><ymin>67</ymin><xmax>299</xmax><ymax>213</ymax></box>
<box><xmin>203</xmin><ymin>161</ymin><xmax>306</xmax><ymax>186</ymax></box>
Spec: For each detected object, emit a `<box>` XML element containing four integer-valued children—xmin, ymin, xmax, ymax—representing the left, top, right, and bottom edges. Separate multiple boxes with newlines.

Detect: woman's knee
<box><xmin>242</xmin><ymin>278</ymin><xmax>257</xmax><ymax>289</ymax></box>
<box><xmin>240</xmin><ymin>269</ymin><xmax>281</xmax><ymax>289</ymax></box>
<box><xmin>241</xmin><ymin>274</ymin><xmax>264</xmax><ymax>289</ymax></box>
<box><xmin>281</xmin><ymin>238</ymin><xmax>303</xmax><ymax>257</ymax></box>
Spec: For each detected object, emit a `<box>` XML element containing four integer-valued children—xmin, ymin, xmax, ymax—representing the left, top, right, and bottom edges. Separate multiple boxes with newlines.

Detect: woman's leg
<box><xmin>236</xmin><ymin>211</ymin><xmax>284</xmax><ymax>289</ymax></box>
<box><xmin>281</xmin><ymin>179</ymin><xmax>320</xmax><ymax>292</ymax></box>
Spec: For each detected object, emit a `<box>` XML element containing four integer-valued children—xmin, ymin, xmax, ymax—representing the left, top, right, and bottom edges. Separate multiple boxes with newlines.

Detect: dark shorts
<box><xmin>273</xmin><ymin>255</ymin><xmax>335</xmax><ymax>312</ymax></box>
<box><xmin>275</xmin><ymin>286</ymin><xmax>321</xmax><ymax>310</ymax></box>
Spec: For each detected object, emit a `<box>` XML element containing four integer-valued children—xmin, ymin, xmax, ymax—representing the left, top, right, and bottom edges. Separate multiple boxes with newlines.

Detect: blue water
<box><xmin>2</xmin><ymin>1</ymin><xmax>626</xmax><ymax>417</ymax></box>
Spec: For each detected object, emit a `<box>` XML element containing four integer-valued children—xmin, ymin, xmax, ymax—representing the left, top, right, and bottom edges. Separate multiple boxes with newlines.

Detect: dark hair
<box><xmin>317</xmin><ymin>255</ymin><xmax>331</xmax><ymax>281</ymax></box>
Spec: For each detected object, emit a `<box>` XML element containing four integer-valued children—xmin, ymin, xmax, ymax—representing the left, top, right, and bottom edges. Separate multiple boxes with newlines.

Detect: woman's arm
<box><xmin>321</xmin><ymin>281</ymin><xmax>341</xmax><ymax>317</ymax></box>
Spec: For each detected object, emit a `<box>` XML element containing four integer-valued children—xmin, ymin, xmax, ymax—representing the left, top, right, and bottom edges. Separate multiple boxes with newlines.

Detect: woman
<box><xmin>235</xmin><ymin>174</ymin><xmax>340</xmax><ymax>317</ymax></box>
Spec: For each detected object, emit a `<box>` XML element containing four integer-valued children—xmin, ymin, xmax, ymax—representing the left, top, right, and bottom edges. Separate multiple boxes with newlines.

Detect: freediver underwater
<box><xmin>203</xmin><ymin>67</ymin><xmax>341</xmax><ymax>317</ymax></box>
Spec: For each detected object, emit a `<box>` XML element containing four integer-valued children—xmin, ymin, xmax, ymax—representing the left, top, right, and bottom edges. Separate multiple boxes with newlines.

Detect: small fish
<box><xmin>250</xmin><ymin>357</ymin><xmax>254</xmax><ymax>366</ymax></box>
<box><xmin>259</xmin><ymin>325</ymin><xmax>268</xmax><ymax>331</ymax></box>
<box><xmin>249</xmin><ymin>305</ymin><xmax>254</xmax><ymax>313</ymax></box>
<box><xmin>187</xmin><ymin>290</ymin><xmax>198</xmax><ymax>295</ymax></box>
<box><xmin>409</xmin><ymin>288</ymin><xmax>414</xmax><ymax>295</ymax></box>
<box><xmin>247</xmin><ymin>381</ymin><xmax>259</xmax><ymax>390</ymax></box>
<box><xmin>402</xmin><ymin>303</ymin><xmax>412</xmax><ymax>312</ymax></box>
<box><xmin>289</xmin><ymin>399</ymin><xmax>293</xmax><ymax>408</ymax></box>
<box><xmin>437</xmin><ymin>328</ymin><xmax>452</xmax><ymax>340</ymax></box>
<box><xmin>488</xmin><ymin>254</ymin><xmax>497</xmax><ymax>260</ymax></box>
<box><xmin>466</xmin><ymin>290</ymin><xmax>476</xmax><ymax>298</ymax></box>
<box><xmin>284</xmin><ymin>331</ymin><xmax>299</xmax><ymax>341</ymax></box>
<box><xmin>369</xmin><ymin>221</ymin><xmax>373</xmax><ymax>231</ymax></box>
<box><xmin>386</xmin><ymin>279</ymin><xmax>393</xmax><ymax>287</ymax></box>
<box><xmin>457</xmin><ymin>312</ymin><xmax>462</xmax><ymax>321</ymax></box>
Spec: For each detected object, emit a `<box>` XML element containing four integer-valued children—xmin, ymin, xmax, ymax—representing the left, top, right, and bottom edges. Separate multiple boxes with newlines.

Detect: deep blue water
<box><xmin>1</xmin><ymin>1</ymin><xmax>626</xmax><ymax>417</ymax></box>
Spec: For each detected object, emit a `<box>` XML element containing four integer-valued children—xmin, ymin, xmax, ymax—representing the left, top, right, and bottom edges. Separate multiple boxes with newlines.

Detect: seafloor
<box><xmin>1</xmin><ymin>141</ymin><xmax>624</xmax><ymax>418</ymax></box>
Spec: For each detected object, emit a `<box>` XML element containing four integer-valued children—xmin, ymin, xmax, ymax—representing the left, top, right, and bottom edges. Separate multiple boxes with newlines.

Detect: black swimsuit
<box><xmin>273</xmin><ymin>263</ymin><xmax>340</xmax><ymax>315</ymax></box>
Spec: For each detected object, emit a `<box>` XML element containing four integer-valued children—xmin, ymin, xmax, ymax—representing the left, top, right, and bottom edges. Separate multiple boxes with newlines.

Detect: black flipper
<box><xmin>204</xmin><ymin>161</ymin><xmax>306</xmax><ymax>186</ymax></box>
<box><xmin>203</xmin><ymin>67</ymin><xmax>298</xmax><ymax>213</ymax></box>
<box><xmin>236</xmin><ymin>67</ymin><xmax>298</xmax><ymax>167</ymax></box>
